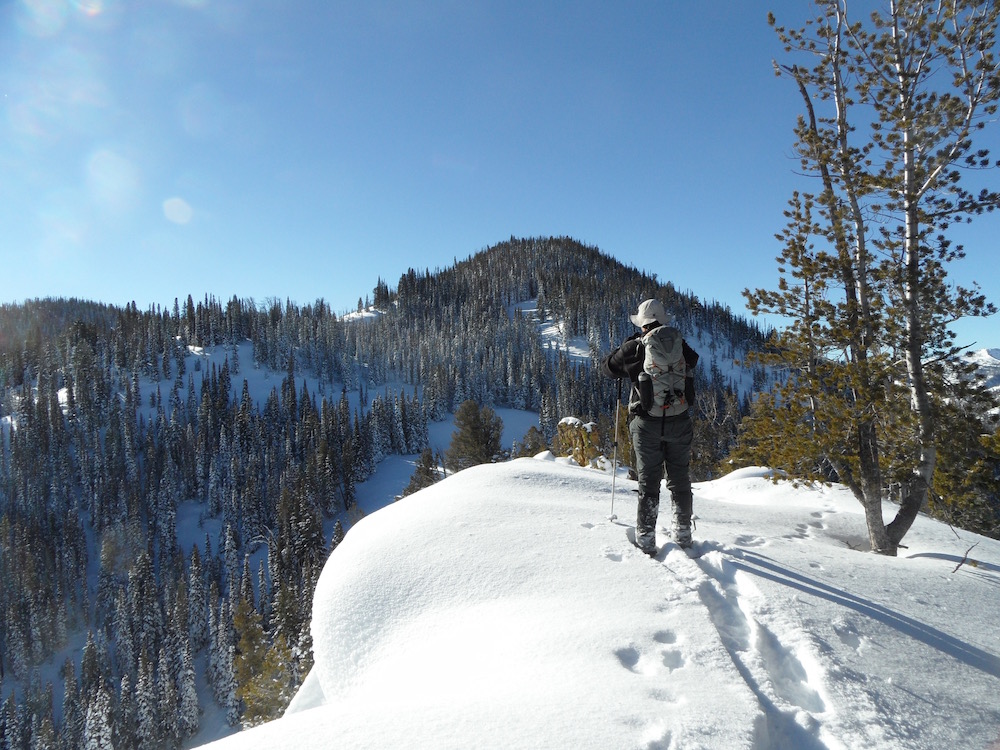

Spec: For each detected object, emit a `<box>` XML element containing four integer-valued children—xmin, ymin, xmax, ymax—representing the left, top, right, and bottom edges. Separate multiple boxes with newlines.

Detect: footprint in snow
<box><xmin>614</xmin><ymin>631</ymin><xmax>687</xmax><ymax>678</ymax></box>
<box><xmin>834</xmin><ymin>621</ymin><xmax>863</xmax><ymax>652</ymax></box>
<box><xmin>734</xmin><ymin>534</ymin><xmax>767</xmax><ymax>548</ymax></box>
<box><xmin>695</xmin><ymin>559</ymin><xmax>827</xmax><ymax>715</ymax></box>
<box><xmin>615</xmin><ymin>646</ymin><xmax>641</xmax><ymax>672</ymax></box>
<box><xmin>653</xmin><ymin>629</ymin><xmax>677</xmax><ymax>644</ymax></box>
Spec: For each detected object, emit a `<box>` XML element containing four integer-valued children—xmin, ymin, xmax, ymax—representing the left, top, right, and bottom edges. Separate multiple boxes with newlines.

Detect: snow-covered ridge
<box><xmin>198</xmin><ymin>458</ymin><xmax>1000</xmax><ymax>750</ymax></box>
<box><xmin>968</xmin><ymin>347</ymin><xmax>1000</xmax><ymax>392</ymax></box>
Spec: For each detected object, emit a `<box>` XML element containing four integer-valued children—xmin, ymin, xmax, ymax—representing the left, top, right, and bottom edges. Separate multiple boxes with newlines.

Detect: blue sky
<box><xmin>1</xmin><ymin>0</ymin><xmax>997</xmax><ymax>347</ymax></box>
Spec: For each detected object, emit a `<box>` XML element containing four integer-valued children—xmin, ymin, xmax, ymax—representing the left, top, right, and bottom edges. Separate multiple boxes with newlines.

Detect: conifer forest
<box><xmin>0</xmin><ymin>237</ymin><xmax>994</xmax><ymax>748</ymax></box>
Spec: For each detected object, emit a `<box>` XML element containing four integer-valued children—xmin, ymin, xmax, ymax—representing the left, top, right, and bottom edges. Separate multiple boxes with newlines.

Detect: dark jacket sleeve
<box><xmin>683</xmin><ymin>341</ymin><xmax>699</xmax><ymax>370</ymax></box>
<box><xmin>601</xmin><ymin>332</ymin><xmax>644</xmax><ymax>381</ymax></box>
<box><xmin>683</xmin><ymin>340</ymin><xmax>699</xmax><ymax>406</ymax></box>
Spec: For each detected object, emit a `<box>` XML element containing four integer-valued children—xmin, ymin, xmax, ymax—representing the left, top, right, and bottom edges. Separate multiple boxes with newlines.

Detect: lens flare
<box><xmin>69</xmin><ymin>0</ymin><xmax>103</xmax><ymax>17</ymax></box>
<box><xmin>17</xmin><ymin>0</ymin><xmax>69</xmax><ymax>38</ymax></box>
<box><xmin>6</xmin><ymin>46</ymin><xmax>110</xmax><ymax>144</ymax></box>
<box><xmin>163</xmin><ymin>197</ymin><xmax>194</xmax><ymax>225</ymax></box>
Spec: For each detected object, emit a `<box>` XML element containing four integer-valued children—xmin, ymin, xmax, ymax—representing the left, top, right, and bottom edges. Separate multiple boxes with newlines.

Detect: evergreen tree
<box><xmin>389</xmin><ymin>393</ymin><xmax>406</xmax><ymax>455</ymax></box>
<box><xmin>60</xmin><ymin>660</ymin><xmax>84</xmax><ymax>750</ymax></box>
<box><xmin>135</xmin><ymin>655</ymin><xmax>159</xmax><ymax>749</ymax></box>
<box><xmin>553</xmin><ymin>418</ymin><xmax>601</xmax><ymax>468</ymax></box>
<box><xmin>177</xmin><ymin>642</ymin><xmax>201</xmax><ymax>740</ymax></box>
<box><xmin>401</xmin><ymin>447</ymin><xmax>442</xmax><ymax>497</ymax></box>
<box><xmin>156</xmin><ymin>647</ymin><xmax>180</xmax><ymax>749</ymax></box>
<box><xmin>741</xmin><ymin>1</ymin><xmax>1000</xmax><ymax>553</ymax></box>
<box><xmin>83</xmin><ymin>683</ymin><xmax>114</xmax><ymax>750</ymax></box>
<box><xmin>212</xmin><ymin>598</ymin><xmax>240</xmax><ymax>726</ymax></box>
<box><xmin>116</xmin><ymin>673</ymin><xmax>138</xmax><ymax>750</ymax></box>
<box><xmin>238</xmin><ymin>632</ymin><xmax>296</xmax><ymax>728</ymax></box>
<box><xmin>330</xmin><ymin>520</ymin><xmax>345</xmax><ymax>551</ymax></box>
<box><xmin>512</xmin><ymin>426</ymin><xmax>550</xmax><ymax>459</ymax></box>
<box><xmin>444</xmin><ymin>400</ymin><xmax>505</xmax><ymax>472</ymax></box>
<box><xmin>79</xmin><ymin>632</ymin><xmax>102</xmax><ymax>698</ymax></box>
<box><xmin>232</xmin><ymin>593</ymin><xmax>266</xmax><ymax>724</ymax></box>
<box><xmin>220</xmin><ymin>642</ymin><xmax>240</xmax><ymax>726</ymax></box>
<box><xmin>926</xmin><ymin>406</ymin><xmax>1000</xmax><ymax>535</ymax></box>
<box><xmin>32</xmin><ymin>715</ymin><xmax>56</xmax><ymax>750</ymax></box>
<box><xmin>3</xmin><ymin>692</ymin><xmax>26</xmax><ymax>750</ymax></box>
<box><xmin>188</xmin><ymin>545</ymin><xmax>209</xmax><ymax>651</ymax></box>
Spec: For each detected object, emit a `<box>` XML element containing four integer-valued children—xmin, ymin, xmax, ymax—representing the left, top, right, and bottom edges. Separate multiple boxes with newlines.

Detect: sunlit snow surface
<box><xmin>199</xmin><ymin>458</ymin><xmax>1000</xmax><ymax>750</ymax></box>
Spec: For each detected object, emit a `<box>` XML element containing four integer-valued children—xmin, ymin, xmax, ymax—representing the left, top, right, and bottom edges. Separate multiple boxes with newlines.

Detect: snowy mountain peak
<box><xmin>968</xmin><ymin>348</ymin><xmax>1000</xmax><ymax>393</ymax></box>
<box><xmin>198</xmin><ymin>458</ymin><xmax>1000</xmax><ymax>750</ymax></box>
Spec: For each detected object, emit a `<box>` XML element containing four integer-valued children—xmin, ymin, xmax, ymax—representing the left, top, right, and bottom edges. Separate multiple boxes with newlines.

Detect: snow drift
<box><xmin>198</xmin><ymin>458</ymin><xmax>1000</xmax><ymax>750</ymax></box>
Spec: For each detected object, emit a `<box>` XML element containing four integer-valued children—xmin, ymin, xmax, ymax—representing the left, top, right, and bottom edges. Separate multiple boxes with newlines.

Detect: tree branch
<box><xmin>951</xmin><ymin>542</ymin><xmax>980</xmax><ymax>573</ymax></box>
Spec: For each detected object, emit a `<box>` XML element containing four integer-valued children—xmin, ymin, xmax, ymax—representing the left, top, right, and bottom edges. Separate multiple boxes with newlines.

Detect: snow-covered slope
<box><xmin>968</xmin><ymin>348</ymin><xmax>1000</xmax><ymax>397</ymax></box>
<box><xmin>197</xmin><ymin>458</ymin><xmax>1000</xmax><ymax>750</ymax></box>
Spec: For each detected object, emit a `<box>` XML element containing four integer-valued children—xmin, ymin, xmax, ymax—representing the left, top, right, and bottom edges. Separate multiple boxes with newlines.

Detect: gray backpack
<box><xmin>637</xmin><ymin>326</ymin><xmax>688</xmax><ymax>417</ymax></box>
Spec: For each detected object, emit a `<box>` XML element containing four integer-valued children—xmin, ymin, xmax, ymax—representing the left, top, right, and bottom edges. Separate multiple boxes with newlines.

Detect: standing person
<box><xmin>601</xmin><ymin>299</ymin><xmax>699</xmax><ymax>554</ymax></box>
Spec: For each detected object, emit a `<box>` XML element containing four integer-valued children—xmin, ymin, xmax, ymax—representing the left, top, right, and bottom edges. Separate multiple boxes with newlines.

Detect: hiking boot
<box><xmin>672</xmin><ymin>513</ymin><xmax>693</xmax><ymax>549</ymax></box>
<box><xmin>672</xmin><ymin>524</ymin><xmax>692</xmax><ymax>549</ymax></box>
<box><xmin>635</xmin><ymin>531</ymin><xmax>657</xmax><ymax>556</ymax></box>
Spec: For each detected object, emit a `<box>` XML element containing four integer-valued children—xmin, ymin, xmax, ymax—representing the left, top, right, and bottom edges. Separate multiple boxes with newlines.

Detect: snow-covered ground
<box><xmin>0</xmin><ymin>337</ymin><xmax>546</xmax><ymax>749</ymax></box>
<box><xmin>509</xmin><ymin>299</ymin><xmax>593</xmax><ymax>362</ymax></box>
<box><xmin>6</xmin><ymin>334</ymin><xmax>999</xmax><ymax>749</ymax></box>
<box><xmin>197</xmin><ymin>458</ymin><xmax>1000</xmax><ymax>750</ymax></box>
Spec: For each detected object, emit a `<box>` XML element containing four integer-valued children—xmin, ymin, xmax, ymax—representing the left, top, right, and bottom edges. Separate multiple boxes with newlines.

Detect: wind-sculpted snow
<box><xmin>198</xmin><ymin>458</ymin><xmax>1000</xmax><ymax>750</ymax></box>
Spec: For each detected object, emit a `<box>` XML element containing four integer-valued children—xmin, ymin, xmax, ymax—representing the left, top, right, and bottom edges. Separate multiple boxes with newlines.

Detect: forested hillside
<box><xmin>0</xmin><ymin>237</ymin><xmax>769</xmax><ymax>748</ymax></box>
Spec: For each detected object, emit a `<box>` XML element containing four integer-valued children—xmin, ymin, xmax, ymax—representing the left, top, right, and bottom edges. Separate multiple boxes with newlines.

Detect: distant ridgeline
<box><xmin>0</xmin><ymin>237</ymin><xmax>770</xmax><ymax>450</ymax></box>
<box><xmin>0</xmin><ymin>236</ymin><xmax>769</xmax><ymax>746</ymax></box>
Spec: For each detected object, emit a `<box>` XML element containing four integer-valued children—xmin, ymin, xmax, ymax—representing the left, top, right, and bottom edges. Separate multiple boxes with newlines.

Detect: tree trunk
<box><xmin>889</xmin><ymin>193</ymin><xmax>936</xmax><ymax>547</ymax></box>
<box><xmin>831</xmin><ymin>456</ymin><xmax>894</xmax><ymax>554</ymax></box>
<box><xmin>789</xmin><ymin>47</ymin><xmax>891</xmax><ymax>553</ymax></box>
<box><xmin>863</xmin><ymin>493</ymin><xmax>895</xmax><ymax>555</ymax></box>
<box><xmin>886</xmin><ymin>16</ymin><xmax>936</xmax><ymax>548</ymax></box>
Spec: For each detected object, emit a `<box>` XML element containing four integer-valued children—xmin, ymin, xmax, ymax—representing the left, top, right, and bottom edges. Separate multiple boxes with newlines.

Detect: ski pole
<box><xmin>609</xmin><ymin>378</ymin><xmax>623</xmax><ymax>521</ymax></box>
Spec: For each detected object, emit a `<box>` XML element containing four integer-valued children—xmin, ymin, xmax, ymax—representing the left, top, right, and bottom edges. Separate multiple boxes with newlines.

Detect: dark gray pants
<box><xmin>629</xmin><ymin>414</ymin><xmax>693</xmax><ymax>547</ymax></box>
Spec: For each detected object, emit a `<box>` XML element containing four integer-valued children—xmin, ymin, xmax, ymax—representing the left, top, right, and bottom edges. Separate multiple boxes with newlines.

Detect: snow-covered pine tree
<box><xmin>135</xmin><ymin>655</ymin><xmax>159</xmax><ymax>749</ymax></box>
<box><xmin>330</xmin><ymin>520</ymin><xmax>345</xmax><ymax>550</ymax></box>
<box><xmin>188</xmin><ymin>545</ymin><xmax>209</xmax><ymax>651</ymax></box>
<box><xmin>116</xmin><ymin>673</ymin><xmax>138</xmax><ymax>750</ymax></box>
<box><xmin>402</xmin><ymin>448</ymin><xmax>442</xmax><ymax>497</ymax></box>
<box><xmin>60</xmin><ymin>660</ymin><xmax>84</xmax><ymax>750</ymax></box>
<box><xmin>156</xmin><ymin>648</ymin><xmax>180</xmax><ymax>748</ymax></box>
<box><xmin>3</xmin><ymin>693</ymin><xmax>27</xmax><ymax>750</ymax></box>
<box><xmin>177</xmin><ymin>641</ymin><xmax>200</xmax><ymax>740</ymax></box>
<box><xmin>83</xmin><ymin>683</ymin><xmax>114</xmax><ymax>750</ymax></box>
